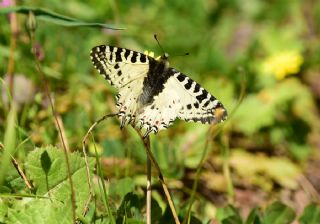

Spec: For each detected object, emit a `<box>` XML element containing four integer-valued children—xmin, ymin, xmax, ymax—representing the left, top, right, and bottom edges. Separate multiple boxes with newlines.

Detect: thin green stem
<box><xmin>146</xmin><ymin>141</ymin><xmax>152</xmax><ymax>224</ymax></box>
<box><xmin>182</xmin><ymin>125</ymin><xmax>221</xmax><ymax>224</ymax></box>
<box><xmin>27</xmin><ymin>11</ymin><xmax>76</xmax><ymax>223</ymax></box>
<box><xmin>81</xmin><ymin>113</ymin><xmax>117</xmax><ymax>219</ymax></box>
<box><xmin>93</xmin><ymin>134</ymin><xmax>115</xmax><ymax>224</ymax></box>
<box><xmin>222</xmin><ymin>135</ymin><xmax>234</xmax><ymax>203</ymax></box>
<box><xmin>136</xmin><ymin>130</ymin><xmax>181</xmax><ymax>224</ymax></box>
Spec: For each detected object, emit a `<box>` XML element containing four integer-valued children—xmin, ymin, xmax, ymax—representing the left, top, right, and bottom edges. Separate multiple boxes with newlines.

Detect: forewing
<box><xmin>90</xmin><ymin>45</ymin><xmax>150</xmax><ymax>89</ymax></box>
<box><xmin>116</xmin><ymin>78</ymin><xmax>145</xmax><ymax>127</ymax></box>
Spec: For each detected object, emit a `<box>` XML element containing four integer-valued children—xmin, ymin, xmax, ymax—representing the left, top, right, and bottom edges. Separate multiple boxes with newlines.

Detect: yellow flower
<box><xmin>262</xmin><ymin>50</ymin><xmax>304</xmax><ymax>80</ymax></box>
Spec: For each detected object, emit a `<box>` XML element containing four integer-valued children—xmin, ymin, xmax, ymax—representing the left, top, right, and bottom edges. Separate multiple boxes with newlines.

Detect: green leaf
<box><xmin>299</xmin><ymin>203</ymin><xmax>320</xmax><ymax>224</ymax></box>
<box><xmin>0</xmin><ymin>6</ymin><xmax>124</xmax><ymax>29</ymax></box>
<box><xmin>0</xmin><ymin>199</ymin><xmax>8</xmax><ymax>223</ymax></box>
<box><xmin>288</xmin><ymin>143</ymin><xmax>312</xmax><ymax>161</ymax></box>
<box><xmin>222</xmin><ymin>215</ymin><xmax>243</xmax><ymax>224</ymax></box>
<box><xmin>7</xmin><ymin>146</ymin><xmax>95</xmax><ymax>224</ymax></box>
<box><xmin>116</xmin><ymin>192</ymin><xmax>162</xmax><ymax>223</ymax></box>
<box><xmin>109</xmin><ymin>177</ymin><xmax>135</xmax><ymax>198</ymax></box>
<box><xmin>263</xmin><ymin>202</ymin><xmax>295</xmax><ymax>224</ymax></box>
<box><xmin>216</xmin><ymin>205</ymin><xmax>243</xmax><ymax>224</ymax></box>
<box><xmin>230</xmin><ymin>149</ymin><xmax>301</xmax><ymax>190</ymax></box>
<box><xmin>245</xmin><ymin>207</ymin><xmax>262</xmax><ymax>224</ymax></box>
<box><xmin>232</xmin><ymin>95</ymin><xmax>276</xmax><ymax>135</ymax></box>
<box><xmin>40</xmin><ymin>150</ymin><xmax>52</xmax><ymax>174</ymax></box>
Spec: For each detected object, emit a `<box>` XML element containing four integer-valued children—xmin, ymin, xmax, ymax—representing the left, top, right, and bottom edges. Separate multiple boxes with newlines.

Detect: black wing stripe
<box><xmin>115</xmin><ymin>47</ymin><xmax>123</xmax><ymax>62</ymax></box>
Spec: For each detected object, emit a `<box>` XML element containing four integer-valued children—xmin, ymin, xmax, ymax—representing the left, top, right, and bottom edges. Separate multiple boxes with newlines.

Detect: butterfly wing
<box><xmin>134</xmin><ymin>68</ymin><xmax>227</xmax><ymax>137</ymax></box>
<box><xmin>172</xmin><ymin>71</ymin><xmax>227</xmax><ymax>124</ymax></box>
<box><xmin>134</xmin><ymin>75</ymin><xmax>183</xmax><ymax>136</ymax></box>
<box><xmin>90</xmin><ymin>45</ymin><xmax>150</xmax><ymax>89</ymax></box>
<box><xmin>90</xmin><ymin>45</ymin><xmax>154</xmax><ymax>125</ymax></box>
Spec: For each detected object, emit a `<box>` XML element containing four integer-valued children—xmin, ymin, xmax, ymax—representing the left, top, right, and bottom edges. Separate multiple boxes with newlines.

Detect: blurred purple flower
<box><xmin>0</xmin><ymin>0</ymin><xmax>12</xmax><ymax>7</ymax></box>
<box><xmin>1</xmin><ymin>0</ymin><xmax>13</xmax><ymax>22</ymax></box>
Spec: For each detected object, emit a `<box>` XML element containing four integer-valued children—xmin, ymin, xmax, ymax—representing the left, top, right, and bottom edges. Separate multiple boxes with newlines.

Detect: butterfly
<box><xmin>90</xmin><ymin>45</ymin><xmax>227</xmax><ymax>138</ymax></box>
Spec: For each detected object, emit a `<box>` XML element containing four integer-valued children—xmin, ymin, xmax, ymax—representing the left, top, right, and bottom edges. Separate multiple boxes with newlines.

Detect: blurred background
<box><xmin>1</xmin><ymin>0</ymin><xmax>320</xmax><ymax>222</ymax></box>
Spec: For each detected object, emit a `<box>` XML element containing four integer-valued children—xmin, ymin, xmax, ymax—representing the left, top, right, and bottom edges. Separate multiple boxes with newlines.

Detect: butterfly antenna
<box><xmin>154</xmin><ymin>34</ymin><xmax>166</xmax><ymax>55</ymax></box>
<box><xmin>173</xmin><ymin>52</ymin><xmax>189</xmax><ymax>57</ymax></box>
<box><xmin>154</xmin><ymin>34</ymin><xmax>189</xmax><ymax>58</ymax></box>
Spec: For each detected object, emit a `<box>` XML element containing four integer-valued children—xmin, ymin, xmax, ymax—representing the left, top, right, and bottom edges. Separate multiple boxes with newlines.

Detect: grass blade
<box><xmin>0</xmin><ymin>6</ymin><xmax>124</xmax><ymax>29</ymax></box>
<box><xmin>0</xmin><ymin>104</ymin><xmax>17</xmax><ymax>187</ymax></box>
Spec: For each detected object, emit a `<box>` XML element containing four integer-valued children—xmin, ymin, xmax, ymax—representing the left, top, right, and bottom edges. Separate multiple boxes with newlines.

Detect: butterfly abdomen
<box><xmin>138</xmin><ymin>58</ymin><xmax>172</xmax><ymax>105</ymax></box>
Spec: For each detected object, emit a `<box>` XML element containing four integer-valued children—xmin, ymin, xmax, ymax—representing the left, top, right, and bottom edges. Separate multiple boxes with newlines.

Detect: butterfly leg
<box><xmin>120</xmin><ymin>113</ymin><xmax>136</xmax><ymax>129</ymax></box>
<box><xmin>143</xmin><ymin>128</ymin><xmax>153</xmax><ymax>138</ymax></box>
<box><xmin>143</xmin><ymin>126</ymin><xmax>159</xmax><ymax>138</ymax></box>
<box><xmin>120</xmin><ymin>116</ymin><xmax>127</xmax><ymax>129</ymax></box>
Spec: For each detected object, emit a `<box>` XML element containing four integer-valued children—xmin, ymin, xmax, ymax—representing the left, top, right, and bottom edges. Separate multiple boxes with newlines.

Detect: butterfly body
<box><xmin>90</xmin><ymin>45</ymin><xmax>227</xmax><ymax>137</ymax></box>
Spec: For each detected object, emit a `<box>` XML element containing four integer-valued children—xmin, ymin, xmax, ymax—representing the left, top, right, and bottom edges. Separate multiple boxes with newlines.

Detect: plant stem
<box><xmin>7</xmin><ymin>0</ymin><xmax>18</xmax><ymax>95</ymax></box>
<box><xmin>27</xmin><ymin>12</ymin><xmax>76</xmax><ymax>222</ymax></box>
<box><xmin>147</xmin><ymin>147</ymin><xmax>152</xmax><ymax>224</ymax></box>
<box><xmin>138</xmin><ymin>131</ymin><xmax>180</xmax><ymax>224</ymax></box>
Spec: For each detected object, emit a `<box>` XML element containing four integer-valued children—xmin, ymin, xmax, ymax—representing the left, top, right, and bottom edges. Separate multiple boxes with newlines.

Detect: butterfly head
<box><xmin>159</xmin><ymin>53</ymin><xmax>170</xmax><ymax>68</ymax></box>
<box><xmin>162</xmin><ymin>53</ymin><xmax>169</xmax><ymax>59</ymax></box>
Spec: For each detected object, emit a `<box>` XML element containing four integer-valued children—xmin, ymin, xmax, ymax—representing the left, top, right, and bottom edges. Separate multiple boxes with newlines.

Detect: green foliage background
<box><xmin>1</xmin><ymin>0</ymin><xmax>320</xmax><ymax>223</ymax></box>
